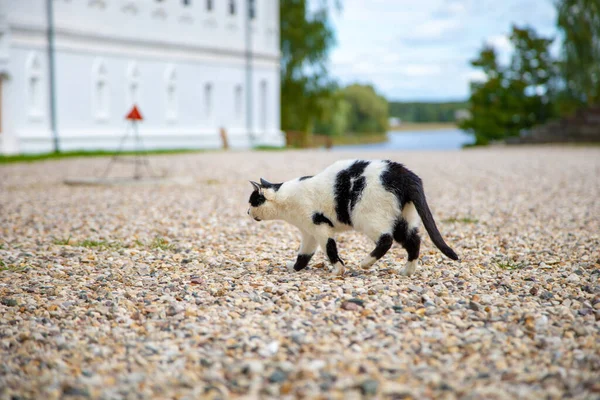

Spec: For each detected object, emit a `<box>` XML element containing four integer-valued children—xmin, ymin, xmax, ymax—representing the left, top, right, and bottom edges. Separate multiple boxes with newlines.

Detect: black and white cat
<box><xmin>248</xmin><ymin>159</ymin><xmax>458</xmax><ymax>276</ymax></box>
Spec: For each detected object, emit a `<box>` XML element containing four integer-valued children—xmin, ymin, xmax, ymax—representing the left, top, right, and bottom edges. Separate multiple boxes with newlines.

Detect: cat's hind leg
<box><xmin>287</xmin><ymin>230</ymin><xmax>318</xmax><ymax>272</ymax></box>
<box><xmin>393</xmin><ymin>218</ymin><xmax>421</xmax><ymax>276</ymax></box>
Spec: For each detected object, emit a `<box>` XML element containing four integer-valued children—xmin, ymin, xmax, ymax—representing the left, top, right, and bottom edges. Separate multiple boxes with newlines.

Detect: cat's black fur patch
<box><xmin>393</xmin><ymin>219</ymin><xmax>421</xmax><ymax>261</ymax></box>
<box><xmin>249</xmin><ymin>190</ymin><xmax>266</xmax><ymax>207</ymax></box>
<box><xmin>294</xmin><ymin>253</ymin><xmax>314</xmax><ymax>271</ymax></box>
<box><xmin>334</xmin><ymin>161</ymin><xmax>370</xmax><ymax>226</ymax></box>
<box><xmin>326</xmin><ymin>238</ymin><xmax>344</xmax><ymax>265</ymax></box>
<box><xmin>312</xmin><ymin>212</ymin><xmax>334</xmax><ymax>228</ymax></box>
<box><xmin>383</xmin><ymin>160</ymin><xmax>458</xmax><ymax>261</ymax></box>
<box><xmin>349</xmin><ymin>176</ymin><xmax>366</xmax><ymax>211</ymax></box>
<box><xmin>371</xmin><ymin>233</ymin><xmax>393</xmax><ymax>259</ymax></box>
<box><xmin>299</xmin><ymin>176</ymin><xmax>313</xmax><ymax>181</ymax></box>
<box><xmin>380</xmin><ymin>160</ymin><xmax>419</xmax><ymax>208</ymax></box>
<box><xmin>259</xmin><ymin>178</ymin><xmax>283</xmax><ymax>191</ymax></box>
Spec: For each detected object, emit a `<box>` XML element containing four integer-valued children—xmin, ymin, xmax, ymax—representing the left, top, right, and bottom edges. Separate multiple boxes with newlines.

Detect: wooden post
<box><xmin>220</xmin><ymin>127</ymin><xmax>229</xmax><ymax>150</ymax></box>
<box><xmin>325</xmin><ymin>136</ymin><xmax>333</xmax><ymax>149</ymax></box>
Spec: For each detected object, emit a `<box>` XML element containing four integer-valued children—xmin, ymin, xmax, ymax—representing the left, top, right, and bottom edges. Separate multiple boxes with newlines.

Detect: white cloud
<box><xmin>407</xmin><ymin>18</ymin><xmax>462</xmax><ymax>41</ymax></box>
<box><xmin>398</xmin><ymin>64</ymin><xmax>443</xmax><ymax>77</ymax></box>
<box><xmin>467</xmin><ymin>70</ymin><xmax>487</xmax><ymax>83</ymax></box>
<box><xmin>486</xmin><ymin>34</ymin><xmax>513</xmax><ymax>65</ymax></box>
<box><xmin>328</xmin><ymin>0</ymin><xmax>558</xmax><ymax>100</ymax></box>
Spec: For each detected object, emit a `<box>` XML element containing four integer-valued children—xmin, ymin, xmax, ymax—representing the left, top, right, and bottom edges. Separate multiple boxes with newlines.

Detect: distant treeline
<box><xmin>389</xmin><ymin>102</ymin><xmax>467</xmax><ymax>123</ymax></box>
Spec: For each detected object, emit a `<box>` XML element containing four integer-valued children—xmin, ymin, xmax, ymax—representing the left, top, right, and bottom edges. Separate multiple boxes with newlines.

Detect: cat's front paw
<box><xmin>286</xmin><ymin>261</ymin><xmax>296</xmax><ymax>272</ymax></box>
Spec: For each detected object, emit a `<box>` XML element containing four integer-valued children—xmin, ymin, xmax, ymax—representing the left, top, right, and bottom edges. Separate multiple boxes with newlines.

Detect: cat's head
<box><xmin>247</xmin><ymin>178</ymin><xmax>282</xmax><ymax>221</ymax></box>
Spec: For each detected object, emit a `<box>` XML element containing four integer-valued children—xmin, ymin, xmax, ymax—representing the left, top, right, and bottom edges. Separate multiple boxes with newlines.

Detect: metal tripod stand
<box><xmin>101</xmin><ymin>120</ymin><xmax>159</xmax><ymax>180</ymax></box>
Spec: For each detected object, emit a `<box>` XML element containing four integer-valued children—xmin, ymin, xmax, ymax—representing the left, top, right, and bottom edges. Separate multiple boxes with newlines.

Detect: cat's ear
<box><xmin>249</xmin><ymin>181</ymin><xmax>261</xmax><ymax>192</ymax></box>
<box><xmin>260</xmin><ymin>178</ymin><xmax>272</xmax><ymax>187</ymax></box>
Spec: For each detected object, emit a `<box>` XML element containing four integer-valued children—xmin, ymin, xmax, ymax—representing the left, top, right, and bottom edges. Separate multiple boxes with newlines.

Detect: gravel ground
<box><xmin>1</xmin><ymin>146</ymin><xmax>599</xmax><ymax>400</ymax></box>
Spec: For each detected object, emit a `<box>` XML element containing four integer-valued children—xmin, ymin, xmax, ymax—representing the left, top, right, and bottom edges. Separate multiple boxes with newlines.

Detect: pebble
<box><xmin>341</xmin><ymin>301</ymin><xmax>359</xmax><ymax>311</ymax></box>
<box><xmin>269</xmin><ymin>370</ymin><xmax>288</xmax><ymax>383</ymax></box>
<box><xmin>360</xmin><ymin>379</ymin><xmax>379</xmax><ymax>395</ymax></box>
<box><xmin>0</xmin><ymin>148</ymin><xmax>598</xmax><ymax>399</ymax></box>
<box><xmin>1</xmin><ymin>298</ymin><xmax>18</xmax><ymax>307</ymax></box>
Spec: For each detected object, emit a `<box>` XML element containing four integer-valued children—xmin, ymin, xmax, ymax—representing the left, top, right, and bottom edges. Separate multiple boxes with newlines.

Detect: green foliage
<box><xmin>79</xmin><ymin>240</ymin><xmax>110</xmax><ymax>248</ymax></box>
<box><xmin>53</xmin><ymin>235</ymin><xmax>72</xmax><ymax>245</ymax></box>
<box><xmin>341</xmin><ymin>84</ymin><xmax>389</xmax><ymax>134</ymax></box>
<box><xmin>389</xmin><ymin>101</ymin><xmax>467</xmax><ymax>123</ymax></box>
<box><xmin>462</xmin><ymin>1</ymin><xmax>600</xmax><ymax>144</ymax></box>
<box><xmin>460</xmin><ymin>26</ymin><xmax>557</xmax><ymax>145</ymax></box>
<box><xmin>556</xmin><ymin>0</ymin><xmax>600</xmax><ymax>112</ymax></box>
<box><xmin>442</xmin><ymin>216</ymin><xmax>479</xmax><ymax>224</ymax></box>
<box><xmin>0</xmin><ymin>149</ymin><xmax>205</xmax><ymax>164</ymax></box>
<box><xmin>313</xmin><ymin>84</ymin><xmax>389</xmax><ymax>136</ymax></box>
<box><xmin>280</xmin><ymin>0</ymin><xmax>339</xmax><ymax>142</ymax></box>
<box><xmin>313</xmin><ymin>90</ymin><xmax>352</xmax><ymax>136</ymax></box>
<box><xmin>151</xmin><ymin>237</ymin><xmax>175</xmax><ymax>251</ymax></box>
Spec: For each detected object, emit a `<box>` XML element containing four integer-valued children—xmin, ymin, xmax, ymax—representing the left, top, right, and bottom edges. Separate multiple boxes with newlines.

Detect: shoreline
<box><xmin>389</xmin><ymin>122</ymin><xmax>457</xmax><ymax>132</ymax></box>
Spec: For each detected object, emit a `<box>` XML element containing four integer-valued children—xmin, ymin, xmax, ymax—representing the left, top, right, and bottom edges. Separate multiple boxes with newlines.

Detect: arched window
<box><xmin>234</xmin><ymin>84</ymin><xmax>243</xmax><ymax>122</ymax></box>
<box><xmin>92</xmin><ymin>59</ymin><xmax>109</xmax><ymax>121</ymax></box>
<box><xmin>126</xmin><ymin>62</ymin><xmax>140</xmax><ymax>107</ymax></box>
<box><xmin>204</xmin><ymin>83</ymin><xmax>212</xmax><ymax>120</ymax></box>
<box><xmin>165</xmin><ymin>65</ymin><xmax>177</xmax><ymax>122</ymax></box>
<box><xmin>26</xmin><ymin>52</ymin><xmax>43</xmax><ymax>119</ymax></box>
<box><xmin>259</xmin><ymin>80</ymin><xmax>267</xmax><ymax>131</ymax></box>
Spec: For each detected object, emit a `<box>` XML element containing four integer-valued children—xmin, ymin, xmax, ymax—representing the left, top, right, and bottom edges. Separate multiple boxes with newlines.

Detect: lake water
<box><xmin>333</xmin><ymin>128</ymin><xmax>475</xmax><ymax>151</ymax></box>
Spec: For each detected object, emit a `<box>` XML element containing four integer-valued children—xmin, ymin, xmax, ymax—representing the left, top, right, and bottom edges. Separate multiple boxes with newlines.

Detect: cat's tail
<box><xmin>411</xmin><ymin>184</ymin><xmax>459</xmax><ymax>261</ymax></box>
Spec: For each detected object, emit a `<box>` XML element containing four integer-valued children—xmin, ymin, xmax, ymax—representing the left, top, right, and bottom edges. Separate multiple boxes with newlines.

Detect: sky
<box><xmin>328</xmin><ymin>0</ymin><xmax>559</xmax><ymax>101</ymax></box>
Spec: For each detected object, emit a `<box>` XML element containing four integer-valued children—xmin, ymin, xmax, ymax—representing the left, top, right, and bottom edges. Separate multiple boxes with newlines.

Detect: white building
<box><xmin>0</xmin><ymin>0</ymin><xmax>284</xmax><ymax>155</ymax></box>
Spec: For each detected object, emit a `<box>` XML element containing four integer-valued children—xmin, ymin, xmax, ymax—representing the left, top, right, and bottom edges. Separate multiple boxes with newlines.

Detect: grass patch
<box><xmin>53</xmin><ymin>236</ymin><xmax>125</xmax><ymax>250</ymax></box>
<box><xmin>0</xmin><ymin>148</ymin><xmax>208</xmax><ymax>165</ymax></box>
<box><xmin>253</xmin><ymin>145</ymin><xmax>286</xmax><ymax>151</ymax></box>
<box><xmin>495</xmin><ymin>260</ymin><xmax>525</xmax><ymax>270</ymax></box>
<box><xmin>0</xmin><ymin>260</ymin><xmax>29</xmax><ymax>273</ymax></box>
<box><xmin>79</xmin><ymin>239</ymin><xmax>109</xmax><ymax>248</ymax></box>
<box><xmin>53</xmin><ymin>235</ymin><xmax>72</xmax><ymax>246</ymax></box>
<box><xmin>443</xmin><ymin>216</ymin><xmax>479</xmax><ymax>224</ymax></box>
<box><xmin>78</xmin><ymin>239</ymin><xmax>123</xmax><ymax>250</ymax></box>
<box><xmin>151</xmin><ymin>237</ymin><xmax>175</xmax><ymax>251</ymax></box>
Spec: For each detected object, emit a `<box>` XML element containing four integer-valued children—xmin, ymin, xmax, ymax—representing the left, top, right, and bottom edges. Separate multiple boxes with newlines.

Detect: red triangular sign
<box><xmin>126</xmin><ymin>105</ymin><xmax>143</xmax><ymax>121</ymax></box>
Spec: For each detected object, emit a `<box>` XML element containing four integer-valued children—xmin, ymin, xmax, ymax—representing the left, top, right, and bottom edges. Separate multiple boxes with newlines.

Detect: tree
<box><xmin>280</xmin><ymin>0</ymin><xmax>340</xmax><ymax>146</ymax></box>
<box><xmin>460</xmin><ymin>26</ymin><xmax>557</xmax><ymax>145</ymax></box>
<box><xmin>342</xmin><ymin>84</ymin><xmax>389</xmax><ymax>134</ymax></box>
<box><xmin>556</xmin><ymin>0</ymin><xmax>600</xmax><ymax>113</ymax></box>
<box><xmin>313</xmin><ymin>89</ymin><xmax>351</xmax><ymax>136</ymax></box>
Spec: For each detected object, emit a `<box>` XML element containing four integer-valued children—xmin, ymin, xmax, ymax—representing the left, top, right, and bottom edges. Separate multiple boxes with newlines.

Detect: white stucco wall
<box><xmin>0</xmin><ymin>0</ymin><xmax>283</xmax><ymax>154</ymax></box>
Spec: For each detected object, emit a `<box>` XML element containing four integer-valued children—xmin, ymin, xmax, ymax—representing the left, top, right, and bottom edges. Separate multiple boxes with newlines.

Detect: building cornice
<box><xmin>10</xmin><ymin>22</ymin><xmax>281</xmax><ymax>66</ymax></box>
